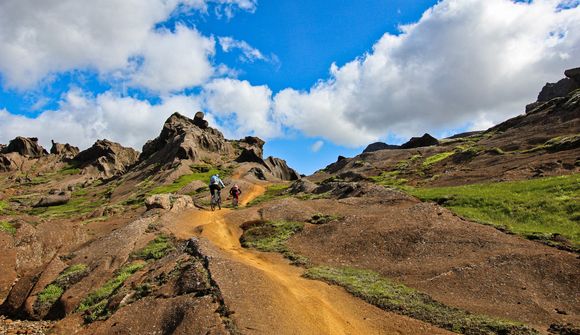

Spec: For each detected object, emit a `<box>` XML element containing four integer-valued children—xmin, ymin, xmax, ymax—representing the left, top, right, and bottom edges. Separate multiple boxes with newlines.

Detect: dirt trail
<box><xmin>169</xmin><ymin>183</ymin><xmax>450</xmax><ymax>335</ymax></box>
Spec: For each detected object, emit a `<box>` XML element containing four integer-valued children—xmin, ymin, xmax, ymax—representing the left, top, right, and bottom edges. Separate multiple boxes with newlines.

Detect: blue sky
<box><xmin>1</xmin><ymin>0</ymin><xmax>579</xmax><ymax>174</ymax></box>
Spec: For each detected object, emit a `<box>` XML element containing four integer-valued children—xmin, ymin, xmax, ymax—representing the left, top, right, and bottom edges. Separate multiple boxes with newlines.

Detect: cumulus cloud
<box><xmin>0</xmin><ymin>89</ymin><xmax>202</xmax><ymax>150</ymax></box>
<box><xmin>130</xmin><ymin>26</ymin><xmax>216</xmax><ymax>93</ymax></box>
<box><xmin>202</xmin><ymin>78</ymin><xmax>280</xmax><ymax>139</ymax></box>
<box><xmin>274</xmin><ymin>0</ymin><xmax>580</xmax><ymax>146</ymax></box>
<box><xmin>0</xmin><ymin>0</ymin><xmax>253</xmax><ymax>90</ymax></box>
<box><xmin>311</xmin><ymin>140</ymin><xmax>324</xmax><ymax>153</ymax></box>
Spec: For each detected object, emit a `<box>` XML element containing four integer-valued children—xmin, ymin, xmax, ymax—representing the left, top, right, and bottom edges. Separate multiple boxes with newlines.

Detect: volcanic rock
<box><xmin>264</xmin><ymin>157</ymin><xmax>299</xmax><ymax>181</ymax></box>
<box><xmin>73</xmin><ymin>140</ymin><xmax>139</xmax><ymax>177</ymax></box>
<box><xmin>140</xmin><ymin>112</ymin><xmax>230</xmax><ymax>165</ymax></box>
<box><xmin>400</xmin><ymin>133</ymin><xmax>439</xmax><ymax>149</ymax></box>
<box><xmin>34</xmin><ymin>192</ymin><xmax>71</xmax><ymax>208</ymax></box>
<box><xmin>193</xmin><ymin>111</ymin><xmax>209</xmax><ymax>129</ymax></box>
<box><xmin>288</xmin><ymin>179</ymin><xmax>317</xmax><ymax>194</ymax></box>
<box><xmin>247</xmin><ymin>167</ymin><xmax>267</xmax><ymax>180</ymax></box>
<box><xmin>235</xmin><ymin>148</ymin><xmax>265</xmax><ymax>164</ymax></box>
<box><xmin>363</xmin><ymin>142</ymin><xmax>400</xmax><ymax>153</ymax></box>
<box><xmin>564</xmin><ymin>67</ymin><xmax>580</xmax><ymax>82</ymax></box>
<box><xmin>538</xmin><ymin>78</ymin><xmax>579</xmax><ymax>102</ymax></box>
<box><xmin>144</xmin><ymin>194</ymin><xmax>194</xmax><ymax>212</ymax></box>
<box><xmin>50</xmin><ymin>140</ymin><xmax>79</xmax><ymax>159</ymax></box>
<box><xmin>237</xmin><ymin>136</ymin><xmax>265</xmax><ymax>158</ymax></box>
<box><xmin>2</xmin><ymin>137</ymin><xmax>47</xmax><ymax>158</ymax></box>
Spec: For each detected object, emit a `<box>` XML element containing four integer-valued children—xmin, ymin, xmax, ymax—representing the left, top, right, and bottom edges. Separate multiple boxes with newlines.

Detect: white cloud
<box><xmin>219</xmin><ymin>36</ymin><xmax>268</xmax><ymax>62</ymax></box>
<box><xmin>130</xmin><ymin>26</ymin><xmax>216</xmax><ymax>93</ymax></box>
<box><xmin>0</xmin><ymin>89</ymin><xmax>202</xmax><ymax>150</ymax></box>
<box><xmin>311</xmin><ymin>140</ymin><xmax>324</xmax><ymax>153</ymax></box>
<box><xmin>273</xmin><ymin>0</ymin><xmax>580</xmax><ymax>146</ymax></box>
<box><xmin>202</xmin><ymin>78</ymin><xmax>280</xmax><ymax>139</ymax></box>
<box><xmin>0</xmin><ymin>0</ymin><xmax>254</xmax><ymax>90</ymax></box>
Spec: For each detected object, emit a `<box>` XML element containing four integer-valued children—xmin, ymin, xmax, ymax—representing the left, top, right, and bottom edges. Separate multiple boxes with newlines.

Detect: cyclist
<box><xmin>228</xmin><ymin>184</ymin><xmax>242</xmax><ymax>208</ymax></box>
<box><xmin>209</xmin><ymin>173</ymin><xmax>225</xmax><ymax>202</ymax></box>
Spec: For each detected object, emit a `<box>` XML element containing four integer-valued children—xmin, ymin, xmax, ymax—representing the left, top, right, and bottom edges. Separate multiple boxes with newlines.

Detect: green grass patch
<box><xmin>240</xmin><ymin>220</ymin><xmax>307</xmax><ymax>265</ymax></box>
<box><xmin>28</xmin><ymin>195</ymin><xmax>105</xmax><ymax>219</ymax></box>
<box><xmin>148</xmin><ymin>165</ymin><xmax>230</xmax><ymax>195</ymax></box>
<box><xmin>305</xmin><ymin>266</ymin><xmax>537</xmax><ymax>335</ymax></box>
<box><xmin>59</xmin><ymin>164</ymin><xmax>81</xmax><ymax>175</ymax></box>
<box><xmin>523</xmin><ymin>134</ymin><xmax>580</xmax><ymax>153</ymax></box>
<box><xmin>369</xmin><ymin>171</ymin><xmax>408</xmax><ymax>188</ymax></box>
<box><xmin>37</xmin><ymin>284</ymin><xmax>64</xmax><ymax>307</ymax></box>
<box><xmin>422</xmin><ymin>151</ymin><xmax>454</xmax><ymax>168</ymax></box>
<box><xmin>0</xmin><ymin>221</ymin><xmax>16</xmax><ymax>235</ymax></box>
<box><xmin>247</xmin><ymin>183</ymin><xmax>290</xmax><ymax>206</ymax></box>
<box><xmin>77</xmin><ymin>262</ymin><xmax>144</xmax><ymax>322</ymax></box>
<box><xmin>411</xmin><ymin>174</ymin><xmax>580</xmax><ymax>249</ymax></box>
<box><xmin>307</xmin><ymin>213</ymin><xmax>341</xmax><ymax>225</ymax></box>
<box><xmin>134</xmin><ymin>235</ymin><xmax>174</xmax><ymax>260</ymax></box>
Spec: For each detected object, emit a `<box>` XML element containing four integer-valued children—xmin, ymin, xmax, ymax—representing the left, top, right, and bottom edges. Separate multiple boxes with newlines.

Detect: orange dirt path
<box><xmin>168</xmin><ymin>183</ymin><xmax>450</xmax><ymax>335</ymax></box>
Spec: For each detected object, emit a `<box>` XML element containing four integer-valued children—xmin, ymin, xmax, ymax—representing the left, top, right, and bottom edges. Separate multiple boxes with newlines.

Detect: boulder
<box><xmin>288</xmin><ymin>179</ymin><xmax>317</xmax><ymax>194</ymax></box>
<box><xmin>237</xmin><ymin>136</ymin><xmax>265</xmax><ymax>158</ymax></box>
<box><xmin>2</xmin><ymin>137</ymin><xmax>47</xmax><ymax>158</ymax></box>
<box><xmin>144</xmin><ymin>194</ymin><xmax>194</xmax><ymax>212</ymax></box>
<box><xmin>192</xmin><ymin>111</ymin><xmax>209</xmax><ymax>129</ymax></box>
<box><xmin>400</xmin><ymin>133</ymin><xmax>439</xmax><ymax>149</ymax></box>
<box><xmin>145</xmin><ymin>194</ymin><xmax>171</xmax><ymax>210</ymax></box>
<box><xmin>34</xmin><ymin>192</ymin><xmax>71</xmax><ymax>207</ymax></box>
<box><xmin>74</xmin><ymin>140</ymin><xmax>139</xmax><ymax>177</ymax></box>
<box><xmin>363</xmin><ymin>142</ymin><xmax>400</xmax><ymax>153</ymax></box>
<box><xmin>50</xmin><ymin>140</ymin><xmax>79</xmax><ymax>158</ymax></box>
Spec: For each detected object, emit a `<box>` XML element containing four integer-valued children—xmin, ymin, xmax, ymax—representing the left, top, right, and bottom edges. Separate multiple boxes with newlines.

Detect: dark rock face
<box><xmin>363</xmin><ymin>142</ymin><xmax>400</xmax><ymax>153</ymax></box>
<box><xmin>50</xmin><ymin>140</ymin><xmax>79</xmax><ymax>159</ymax></box>
<box><xmin>288</xmin><ymin>179</ymin><xmax>317</xmax><ymax>194</ymax></box>
<box><xmin>34</xmin><ymin>192</ymin><xmax>71</xmax><ymax>207</ymax></box>
<box><xmin>264</xmin><ymin>157</ymin><xmax>300</xmax><ymax>181</ymax></box>
<box><xmin>248</xmin><ymin>167</ymin><xmax>267</xmax><ymax>180</ymax></box>
<box><xmin>140</xmin><ymin>112</ymin><xmax>230</xmax><ymax>165</ymax></box>
<box><xmin>193</xmin><ymin>111</ymin><xmax>209</xmax><ymax>129</ymax></box>
<box><xmin>400</xmin><ymin>133</ymin><xmax>439</xmax><ymax>149</ymax></box>
<box><xmin>235</xmin><ymin>148</ymin><xmax>264</xmax><ymax>164</ymax></box>
<box><xmin>237</xmin><ymin>136</ymin><xmax>265</xmax><ymax>158</ymax></box>
<box><xmin>538</xmin><ymin>78</ymin><xmax>579</xmax><ymax>102</ymax></box>
<box><xmin>537</xmin><ymin>67</ymin><xmax>580</xmax><ymax>102</ymax></box>
<box><xmin>2</xmin><ymin>137</ymin><xmax>47</xmax><ymax>158</ymax></box>
<box><xmin>74</xmin><ymin>140</ymin><xmax>139</xmax><ymax>177</ymax></box>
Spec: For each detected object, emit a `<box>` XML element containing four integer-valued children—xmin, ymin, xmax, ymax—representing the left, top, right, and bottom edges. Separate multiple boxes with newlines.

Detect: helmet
<box><xmin>233</xmin><ymin>184</ymin><xmax>239</xmax><ymax>189</ymax></box>
<box><xmin>215</xmin><ymin>174</ymin><xmax>220</xmax><ymax>178</ymax></box>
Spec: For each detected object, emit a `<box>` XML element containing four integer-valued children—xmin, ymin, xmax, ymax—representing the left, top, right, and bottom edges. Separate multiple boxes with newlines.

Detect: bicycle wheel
<box><xmin>210</xmin><ymin>195</ymin><xmax>216</xmax><ymax>211</ymax></box>
<box><xmin>217</xmin><ymin>195</ymin><xmax>221</xmax><ymax>210</ymax></box>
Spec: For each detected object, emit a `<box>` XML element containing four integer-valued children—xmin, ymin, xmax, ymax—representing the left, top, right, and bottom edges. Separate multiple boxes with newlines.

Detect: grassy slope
<box><xmin>410</xmin><ymin>174</ymin><xmax>580</xmax><ymax>249</ymax></box>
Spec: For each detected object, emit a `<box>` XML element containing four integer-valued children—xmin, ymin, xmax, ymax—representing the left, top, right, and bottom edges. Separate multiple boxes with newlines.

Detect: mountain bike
<box><xmin>210</xmin><ymin>191</ymin><xmax>222</xmax><ymax>211</ymax></box>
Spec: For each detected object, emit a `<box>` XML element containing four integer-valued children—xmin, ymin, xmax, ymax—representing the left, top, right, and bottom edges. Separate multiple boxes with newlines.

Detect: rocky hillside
<box><xmin>0</xmin><ymin>70</ymin><xmax>578</xmax><ymax>335</ymax></box>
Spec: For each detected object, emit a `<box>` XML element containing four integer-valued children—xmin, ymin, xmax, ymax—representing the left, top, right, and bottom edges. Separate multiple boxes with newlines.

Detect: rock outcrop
<box><xmin>144</xmin><ymin>194</ymin><xmax>194</xmax><ymax>212</ymax></box>
<box><xmin>1</xmin><ymin>137</ymin><xmax>47</xmax><ymax>158</ymax></box>
<box><xmin>50</xmin><ymin>141</ymin><xmax>79</xmax><ymax>159</ymax></box>
<box><xmin>264</xmin><ymin>157</ymin><xmax>300</xmax><ymax>181</ymax></box>
<box><xmin>288</xmin><ymin>179</ymin><xmax>317</xmax><ymax>194</ymax></box>
<box><xmin>73</xmin><ymin>140</ymin><xmax>139</xmax><ymax>177</ymax></box>
<box><xmin>363</xmin><ymin>142</ymin><xmax>400</xmax><ymax>153</ymax></box>
<box><xmin>400</xmin><ymin>133</ymin><xmax>439</xmax><ymax>149</ymax></box>
<box><xmin>140</xmin><ymin>112</ymin><xmax>231</xmax><ymax>165</ymax></box>
<box><xmin>535</xmin><ymin>67</ymin><xmax>580</xmax><ymax>103</ymax></box>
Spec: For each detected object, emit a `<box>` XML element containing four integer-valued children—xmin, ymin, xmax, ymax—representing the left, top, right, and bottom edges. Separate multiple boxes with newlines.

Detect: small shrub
<box><xmin>308</xmin><ymin>213</ymin><xmax>340</xmax><ymax>225</ymax></box>
<box><xmin>37</xmin><ymin>284</ymin><xmax>64</xmax><ymax>307</ymax></box>
<box><xmin>240</xmin><ymin>220</ymin><xmax>307</xmax><ymax>265</ymax></box>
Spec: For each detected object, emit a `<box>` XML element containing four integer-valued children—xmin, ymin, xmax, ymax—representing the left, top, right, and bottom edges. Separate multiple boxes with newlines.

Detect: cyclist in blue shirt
<box><xmin>209</xmin><ymin>174</ymin><xmax>226</xmax><ymax>199</ymax></box>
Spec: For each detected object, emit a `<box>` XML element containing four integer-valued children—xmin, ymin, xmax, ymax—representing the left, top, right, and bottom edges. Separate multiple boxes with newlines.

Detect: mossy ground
<box><xmin>240</xmin><ymin>220</ymin><xmax>307</xmax><ymax>265</ymax></box>
<box><xmin>246</xmin><ymin>183</ymin><xmax>290</xmax><ymax>206</ymax></box>
<box><xmin>134</xmin><ymin>235</ymin><xmax>174</xmax><ymax>260</ymax></box>
<box><xmin>36</xmin><ymin>263</ymin><xmax>89</xmax><ymax>311</ymax></box>
<box><xmin>148</xmin><ymin>164</ymin><xmax>231</xmax><ymax>195</ymax></box>
<box><xmin>77</xmin><ymin>262</ymin><xmax>144</xmax><ymax>322</ymax></box>
<box><xmin>411</xmin><ymin>174</ymin><xmax>580</xmax><ymax>250</ymax></box>
<box><xmin>422</xmin><ymin>151</ymin><xmax>454</xmax><ymax>168</ymax></box>
<box><xmin>0</xmin><ymin>220</ymin><xmax>16</xmax><ymax>235</ymax></box>
<box><xmin>369</xmin><ymin>171</ymin><xmax>408</xmax><ymax>188</ymax></box>
<box><xmin>305</xmin><ymin>266</ymin><xmax>538</xmax><ymax>335</ymax></box>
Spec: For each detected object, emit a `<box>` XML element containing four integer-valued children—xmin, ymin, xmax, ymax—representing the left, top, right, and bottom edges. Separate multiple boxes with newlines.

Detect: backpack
<box><xmin>210</xmin><ymin>175</ymin><xmax>218</xmax><ymax>185</ymax></box>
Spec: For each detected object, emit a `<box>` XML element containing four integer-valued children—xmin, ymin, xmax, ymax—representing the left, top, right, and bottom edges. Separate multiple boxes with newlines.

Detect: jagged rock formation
<box><xmin>264</xmin><ymin>157</ymin><xmax>299</xmax><ymax>181</ymax></box>
<box><xmin>1</xmin><ymin>137</ymin><xmax>47</xmax><ymax>158</ymax></box>
<box><xmin>363</xmin><ymin>142</ymin><xmax>400</xmax><ymax>153</ymax></box>
<box><xmin>400</xmin><ymin>133</ymin><xmax>439</xmax><ymax>149</ymax></box>
<box><xmin>34</xmin><ymin>191</ymin><xmax>71</xmax><ymax>208</ymax></box>
<box><xmin>140</xmin><ymin>112</ymin><xmax>232</xmax><ymax>166</ymax></box>
<box><xmin>50</xmin><ymin>141</ymin><xmax>79</xmax><ymax>159</ymax></box>
<box><xmin>527</xmin><ymin>67</ymin><xmax>580</xmax><ymax>112</ymax></box>
<box><xmin>73</xmin><ymin>140</ymin><xmax>139</xmax><ymax>178</ymax></box>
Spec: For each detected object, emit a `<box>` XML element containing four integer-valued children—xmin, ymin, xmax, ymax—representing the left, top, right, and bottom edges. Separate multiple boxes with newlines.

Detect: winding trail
<box><xmin>169</xmin><ymin>183</ymin><xmax>450</xmax><ymax>335</ymax></box>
